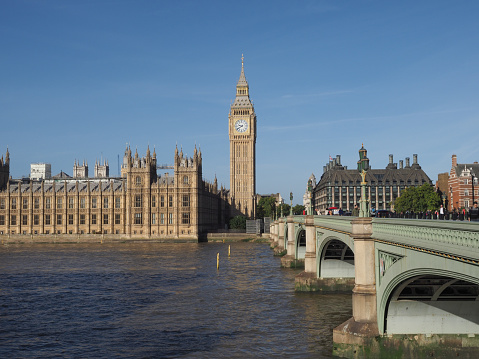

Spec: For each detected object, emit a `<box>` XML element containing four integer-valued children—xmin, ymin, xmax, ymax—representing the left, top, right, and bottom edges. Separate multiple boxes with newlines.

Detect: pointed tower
<box><xmin>0</xmin><ymin>147</ymin><xmax>10</xmax><ymax>189</ymax></box>
<box><xmin>229</xmin><ymin>55</ymin><xmax>257</xmax><ymax>218</ymax></box>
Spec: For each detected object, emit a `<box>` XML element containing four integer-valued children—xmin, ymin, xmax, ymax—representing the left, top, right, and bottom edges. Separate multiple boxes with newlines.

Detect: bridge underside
<box><xmin>387</xmin><ymin>275</ymin><xmax>479</xmax><ymax>334</ymax></box>
<box><xmin>320</xmin><ymin>240</ymin><xmax>354</xmax><ymax>278</ymax></box>
<box><xmin>296</xmin><ymin>238</ymin><xmax>355</xmax><ymax>292</ymax></box>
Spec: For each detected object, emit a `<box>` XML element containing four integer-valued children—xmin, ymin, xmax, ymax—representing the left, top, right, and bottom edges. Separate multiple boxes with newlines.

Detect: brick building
<box><xmin>447</xmin><ymin>154</ymin><xmax>479</xmax><ymax>211</ymax></box>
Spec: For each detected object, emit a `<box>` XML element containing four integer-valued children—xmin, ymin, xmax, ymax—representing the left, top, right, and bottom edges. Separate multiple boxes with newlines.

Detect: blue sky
<box><xmin>1</xmin><ymin>1</ymin><xmax>478</xmax><ymax>205</ymax></box>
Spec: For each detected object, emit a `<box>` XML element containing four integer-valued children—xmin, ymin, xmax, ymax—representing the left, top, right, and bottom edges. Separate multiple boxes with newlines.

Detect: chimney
<box><xmin>336</xmin><ymin>155</ymin><xmax>341</xmax><ymax>165</ymax></box>
<box><xmin>452</xmin><ymin>154</ymin><xmax>457</xmax><ymax>167</ymax></box>
<box><xmin>405</xmin><ymin>157</ymin><xmax>410</xmax><ymax>168</ymax></box>
<box><xmin>389</xmin><ymin>154</ymin><xmax>393</xmax><ymax>164</ymax></box>
<box><xmin>399</xmin><ymin>160</ymin><xmax>403</xmax><ymax>169</ymax></box>
<box><xmin>413</xmin><ymin>154</ymin><xmax>418</xmax><ymax>164</ymax></box>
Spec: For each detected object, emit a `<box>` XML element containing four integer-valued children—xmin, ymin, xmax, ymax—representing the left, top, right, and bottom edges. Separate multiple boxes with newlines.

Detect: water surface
<box><xmin>0</xmin><ymin>242</ymin><xmax>351</xmax><ymax>358</ymax></box>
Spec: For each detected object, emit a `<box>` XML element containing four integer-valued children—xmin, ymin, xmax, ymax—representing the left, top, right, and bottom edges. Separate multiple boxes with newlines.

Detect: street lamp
<box><xmin>290</xmin><ymin>192</ymin><xmax>293</xmax><ymax>216</ymax></box>
<box><xmin>470</xmin><ymin>168</ymin><xmax>476</xmax><ymax>205</ymax></box>
<box><xmin>358</xmin><ymin>147</ymin><xmax>370</xmax><ymax>218</ymax></box>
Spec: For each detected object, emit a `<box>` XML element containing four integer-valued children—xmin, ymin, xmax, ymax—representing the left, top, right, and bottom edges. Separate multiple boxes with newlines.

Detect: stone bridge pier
<box><xmin>333</xmin><ymin>217</ymin><xmax>379</xmax><ymax>354</ymax></box>
<box><xmin>275</xmin><ymin>215</ymin><xmax>479</xmax><ymax>357</ymax></box>
<box><xmin>271</xmin><ymin>219</ymin><xmax>286</xmax><ymax>256</ymax></box>
<box><xmin>295</xmin><ymin>216</ymin><xmax>355</xmax><ymax>292</ymax></box>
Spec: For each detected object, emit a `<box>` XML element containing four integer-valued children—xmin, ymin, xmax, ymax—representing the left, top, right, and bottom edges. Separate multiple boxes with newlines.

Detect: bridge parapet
<box><xmin>372</xmin><ymin>218</ymin><xmax>479</xmax><ymax>261</ymax></box>
<box><xmin>313</xmin><ymin>216</ymin><xmax>353</xmax><ymax>234</ymax></box>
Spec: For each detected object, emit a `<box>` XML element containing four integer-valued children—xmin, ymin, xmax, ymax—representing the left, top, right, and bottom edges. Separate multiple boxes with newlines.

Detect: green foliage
<box><xmin>277</xmin><ymin>203</ymin><xmax>290</xmax><ymax>217</ymax></box>
<box><xmin>394</xmin><ymin>184</ymin><xmax>442</xmax><ymax>213</ymax></box>
<box><xmin>229</xmin><ymin>215</ymin><xmax>246</xmax><ymax>229</ymax></box>
<box><xmin>292</xmin><ymin>204</ymin><xmax>305</xmax><ymax>215</ymax></box>
<box><xmin>257</xmin><ymin>196</ymin><xmax>276</xmax><ymax>218</ymax></box>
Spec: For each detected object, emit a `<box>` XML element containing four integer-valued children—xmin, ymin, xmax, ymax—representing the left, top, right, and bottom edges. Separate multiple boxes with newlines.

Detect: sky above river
<box><xmin>1</xmin><ymin>1</ymin><xmax>478</xmax><ymax>204</ymax></box>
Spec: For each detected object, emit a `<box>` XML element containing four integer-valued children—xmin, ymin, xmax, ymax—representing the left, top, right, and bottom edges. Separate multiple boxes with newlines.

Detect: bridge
<box><xmin>270</xmin><ymin>215</ymin><xmax>479</xmax><ymax>358</ymax></box>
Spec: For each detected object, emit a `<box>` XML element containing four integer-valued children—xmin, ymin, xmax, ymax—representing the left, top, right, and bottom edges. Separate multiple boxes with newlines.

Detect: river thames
<box><xmin>0</xmin><ymin>242</ymin><xmax>352</xmax><ymax>358</ymax></box>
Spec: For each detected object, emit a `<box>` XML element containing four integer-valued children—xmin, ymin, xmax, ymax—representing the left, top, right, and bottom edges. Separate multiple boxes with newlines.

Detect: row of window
<box><xmin>135</xmin><ymin>175</ymin><xmax>189</xmax><ymax>186</ymax></box>
<box><xmin>0</xmin><ymin>212</ymin><xmax>191</xmax><ymax>226</ymax></box>
<box><xmin>0</xmin><ymin>197</ymin><xmax>122</xmax><ymax>210</ymax></box>
<box><xmin>332</xmin><ymin>180</ymin><xmax>425</xmax><ymax>185</ymax></box>
<box><xmin>461</xmin><ymin>190</ymin><xmax>479</xmax><ymax>196</ymax></box>
<box><xmin>0</xmin><ymin>194</ymin><xmax>191</xmax><ymax>210</ymax></box>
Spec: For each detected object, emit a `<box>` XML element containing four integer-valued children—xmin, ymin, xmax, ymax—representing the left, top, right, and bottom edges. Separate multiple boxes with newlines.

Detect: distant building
<box><xmin>257</xmin><ymin>193</ymin><xmax>283</xmax><ymax>207</ymax></box>
<box><xmin>435</xmin><ymin>172</ymin><xmax>449</xmax><ymax>206</ymax></box>
<box><xmin>448</xmin><ymin>154</ymin><xmax>479</xmax><ymax>211</ymax></box>
<box><xmin>30</xmin><ymin>163</ymin><xmax>51</xmax><ymax>180</ymax></box>
<box><xmin>312</xmin><ymin>145</ymin><xmax>432</xmax><ymax>214</ymax></box>
<box><xmin>95</xmin><ymin>159</ymin><xmax>109</xmax><ymax>178</ymax></box>
<box><xmin>73</xmin><ymin>160</ymin><xmax>88</xmax><ymax>178</ymax></box>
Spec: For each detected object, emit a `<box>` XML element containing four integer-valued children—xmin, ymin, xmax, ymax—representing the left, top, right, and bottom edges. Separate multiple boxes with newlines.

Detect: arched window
<box><xmin>136</xmin><ymin>176</ymin><xmax>141</xmax><ymax>186</ymax></box>
<box><xmin>183</xmin><ymin>176</ymin><xmax>189</xmax><ymax>184</ymax></box>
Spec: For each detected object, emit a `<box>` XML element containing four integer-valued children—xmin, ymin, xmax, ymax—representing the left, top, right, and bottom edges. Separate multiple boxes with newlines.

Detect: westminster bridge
<box><xmin>270</xmin><ymin>215</ymin><xmax>479</xmax><ymax>358</ymax></box>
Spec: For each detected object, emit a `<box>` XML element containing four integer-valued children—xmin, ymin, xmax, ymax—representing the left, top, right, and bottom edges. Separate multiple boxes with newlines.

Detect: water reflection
<box><xmin>0</xmin><ymin>242</ymin><xmax>351</xmax><ymax>358</ymax></box>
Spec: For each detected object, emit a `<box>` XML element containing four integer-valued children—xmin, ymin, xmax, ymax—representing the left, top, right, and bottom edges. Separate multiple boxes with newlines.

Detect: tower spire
<box><xmin>237</xmin><ymin>54</ymin><xmax>248</xmax><ymax>88</ymax></box>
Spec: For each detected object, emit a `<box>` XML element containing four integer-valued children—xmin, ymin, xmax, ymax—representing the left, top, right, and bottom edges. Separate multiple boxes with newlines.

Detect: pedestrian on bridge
<box><xmin>469</xmin><ymin>202</ymin><xmax>479</xmax><ymax>222</ymax></box>
<box><xmin>352</xmin><ymin>204</ymin><xmax>359</xmax><ymax>217</ymax></box>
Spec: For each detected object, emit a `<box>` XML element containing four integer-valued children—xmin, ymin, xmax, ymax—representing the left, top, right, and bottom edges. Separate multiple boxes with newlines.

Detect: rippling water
<box><xmin>0</xmin><ymin>242</ymin><xmax>351</xmax><ymax>358</ymax></box>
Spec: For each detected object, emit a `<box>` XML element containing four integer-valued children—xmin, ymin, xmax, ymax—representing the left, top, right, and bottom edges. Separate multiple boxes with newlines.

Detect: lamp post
<box><xmin>308</xmin><ymin>179</ymin><xmax>313</xmax><ymax>215</ymax></box>
<box><xmin>470</xmin><ymin>168</ymin><xmax>476</xmax><ymax>205</ymax></box>
<box><xmin>358</xmin><ymin>151</ymin><xmax>369</xmax><ymax>218</ymax></box>
<box><xmin>290</xmin><ymin>192</ymin><xmax>293</xmax><ymax>216</ymax></box>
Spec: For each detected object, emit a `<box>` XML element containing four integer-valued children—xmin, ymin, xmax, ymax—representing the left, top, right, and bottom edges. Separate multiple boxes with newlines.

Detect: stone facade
<box><xmin>312</xmin><ymin>146</ymin><xmax>432</xmax><ymax>214</ymax></box>
<box><xmin>0</xmin><ymin>146</ymin><xmax>228</xmax><ymax>240</ymax></box>
<box><xmin>229</xmin><ymin>55</ymin><xmax>256</xmax><ymax>218</ymax></box>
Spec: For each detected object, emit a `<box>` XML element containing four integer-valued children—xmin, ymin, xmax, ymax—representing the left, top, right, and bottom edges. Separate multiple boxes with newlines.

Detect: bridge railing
<box><xmin>278</xmin><ymin>215</ymin><xmax>353</xmax><ymax>234</ymax></box>
<box><xmin>313</xmin><ymin>216</ymin><xmax>353</xmax><ymax>234</ymax></box>
<box><xmin>372</xmin><ymin>218</ymin><xmax>479</xmax><ymax>261</ymax></box>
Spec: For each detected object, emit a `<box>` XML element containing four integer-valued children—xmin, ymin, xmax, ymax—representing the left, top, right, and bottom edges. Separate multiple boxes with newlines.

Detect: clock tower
<box><xmin>229</xmin><ymin>55</ymin><xmax>256</xmax><ymax>218</ymax></box>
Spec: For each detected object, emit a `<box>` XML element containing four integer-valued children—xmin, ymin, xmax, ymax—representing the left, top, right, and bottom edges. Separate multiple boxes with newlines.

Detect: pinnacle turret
<box><xmin>236</xmin><ymin>54</ymin><xmax>248</xmax><ymax>88</ymax></box>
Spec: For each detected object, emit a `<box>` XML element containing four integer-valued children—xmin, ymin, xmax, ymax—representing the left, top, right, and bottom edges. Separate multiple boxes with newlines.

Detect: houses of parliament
<box><xmin>0</xmin><ymin>58</ymin><xmax>257</xmax><ymax>240</ymax></box>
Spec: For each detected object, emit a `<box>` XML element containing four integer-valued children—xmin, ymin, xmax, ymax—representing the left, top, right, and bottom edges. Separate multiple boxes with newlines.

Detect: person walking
<box><xmin>469</xmin><ymin>202</ymin><xmax>479</xmax><ymax>222</ymax></box>
<box><xmin>352</xmin><ymin>203</ymin><xmax>359</xmax><ymax>217</ymax></box>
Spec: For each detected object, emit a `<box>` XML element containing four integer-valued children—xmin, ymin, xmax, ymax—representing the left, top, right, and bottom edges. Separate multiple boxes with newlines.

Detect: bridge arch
<box><xmin>316</xmin><ymin>234</ymin><xmax>354</xmax><ymax>279</ymax></box>
<box><xmin>379</xmin><ymin>268</ymin><xmax>479</xmax><ymax>335</ymax></box>
<box><xmin>295</xmin><ymin>227</ymin><xmax>306</xmax><ymax>260</ymax></box>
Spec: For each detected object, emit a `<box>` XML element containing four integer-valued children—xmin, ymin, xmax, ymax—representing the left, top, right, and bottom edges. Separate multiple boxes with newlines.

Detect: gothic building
<box><xmin>0</xmin><ymin>58</ymin><xmax>257</xmax><ymax>240</ymax></box>
<box><xmin>0</xmin><ymin>146</ymin><xmax>228</xmax><ymax>240</ymax></box>
<box><xmin>311</xmin><ymin>145</ymin><xmax>432</xmax><ymax>214</ymax></box>
<box><xmin>229</xmin><ymin>55</ymin><xmax>257</xmax><ymax>218</ymax></box>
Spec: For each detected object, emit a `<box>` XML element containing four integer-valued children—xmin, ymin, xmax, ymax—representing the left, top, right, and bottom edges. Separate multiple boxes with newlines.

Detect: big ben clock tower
<box><xmin>229</xmin><ymin>55</ymin><xmax>256</xmax><ymax>218</ymax></box>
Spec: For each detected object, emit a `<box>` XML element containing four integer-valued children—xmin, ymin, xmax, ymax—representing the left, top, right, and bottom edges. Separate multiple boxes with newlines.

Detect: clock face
<box><xmin>234</xmin><ymin>119</ymin><xmax>248</xmax><ymax>133</ymax></box>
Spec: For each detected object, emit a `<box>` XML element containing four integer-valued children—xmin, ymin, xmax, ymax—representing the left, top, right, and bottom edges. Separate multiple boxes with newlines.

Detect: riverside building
<box><xmin>311</xmin><ymin>145</ymin><xmax>432</xmax><ymax>214</ymax></box>
<box><xmin>0</xmin><ymin>146</ymin><xmax>229</xmax><ymax>240</ymax></box>
<box><xmin>0</xmin><ymin>57</ymin><xmax>260</xmax><ymax>239</ymax></box>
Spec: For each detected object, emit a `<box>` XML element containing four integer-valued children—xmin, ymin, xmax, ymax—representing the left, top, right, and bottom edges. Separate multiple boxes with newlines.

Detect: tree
<box><xmin>256</xmin><ymin>196</ymin><xmax>276</xmax><ymax>218</ymax></box>
<box><xmin>277</xmin><ymin>203</ymin><xmax>290</xmax><ymax>217</ymax></box>
<box><xmin>292</xmin><ymin>204</ymin><xmax>305</xmax><ymax>215</ymax></box>
<box><xmin>229</xmin><ymin>215</ymin><xmax>246</xmax><ymax>229</ymax></box>
<box><xmin>394</xmin><ymin>184</ymin><xmax>442</xmax><ymax>213</ymax></box>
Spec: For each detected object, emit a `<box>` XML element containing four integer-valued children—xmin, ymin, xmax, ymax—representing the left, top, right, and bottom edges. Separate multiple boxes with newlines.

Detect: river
<box><xmin>0</xmin><ymin>242</ymin><xmax>352</xmax><ymax>358</ymax></box>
